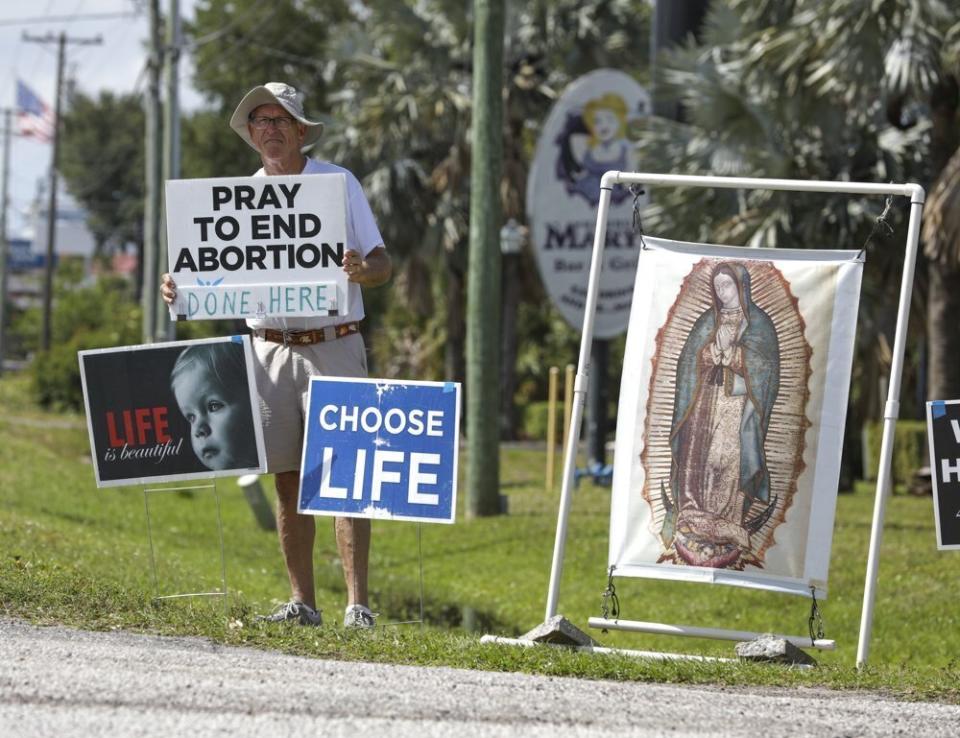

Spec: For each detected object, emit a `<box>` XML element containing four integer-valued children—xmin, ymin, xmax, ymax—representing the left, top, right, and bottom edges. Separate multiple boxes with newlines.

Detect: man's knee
<box><xmin>275</xmin><ymin>470</ymin><xmax>300</xmax><ymax>503</ymax></box>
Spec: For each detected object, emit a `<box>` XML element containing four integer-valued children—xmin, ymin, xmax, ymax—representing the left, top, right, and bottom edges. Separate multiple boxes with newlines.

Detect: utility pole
<box><xmin>38</xmin><ymin>33</ymin><xmax>65</xmax><ymax>353</ymax></box>
<box><xmin>23</xmin><ymin>31</ymin><xmax>102</xmax><ymax>351</ymax></box>
<box><xmin>466</xmin><ymin>0</ymin><xmax>505</xmax><ymax>517</ymax></box>
<box><xmin>142</xmin><ymin>0</ymin><xmax>163</xmax><ymax>343</ymax></box>
<box><xmin>0</xmin><ymin>109</ymin><xmax>12</xmax><ymax>375</ymax></box>
<box><xmin>585</xmin><ymin>341</ymin><xmax>609</xmax><ymax>471</ymax></box>
<box><xmin>157</xmin><ymin>0</ymin><xmax>181</xmax><ymax>341</ymax></box>
<box><xmin>651</xmin><ymin>0</ymin><xmax>709</xmax><ymax>118</ymax></box>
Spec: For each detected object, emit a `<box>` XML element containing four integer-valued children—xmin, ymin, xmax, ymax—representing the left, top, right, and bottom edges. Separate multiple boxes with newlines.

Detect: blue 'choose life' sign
<box><xmin>298</xmin><ymin>378</ymin><xmax>461</xmax><ymax>523</ymax></box>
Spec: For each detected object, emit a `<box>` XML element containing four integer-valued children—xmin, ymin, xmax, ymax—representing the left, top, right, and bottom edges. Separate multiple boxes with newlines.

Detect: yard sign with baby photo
<box><xmin>609</xmin><ymin>237</ymin><xmax>863</xmax><ymax>598</ymax></box>
<box><xmin>299</xmin><ymin>378</ymin><xmax>461</xmax><ymax>523</ymax></box>
<box><xmin>79</xmin><ymin>336</ymin><xmax>266</xmax><ymax>487</ymax></box>
<box><xmin>165</xmin><ymin>174</ymin><xmax>349</xmax><ymax>321</ymax></box>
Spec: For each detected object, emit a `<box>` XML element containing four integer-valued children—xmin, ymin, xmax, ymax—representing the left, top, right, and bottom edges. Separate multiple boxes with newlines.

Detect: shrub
<box><xmin>27</xmin><ymin>273</ymin><xmax>142</xmax><ymax>411</ymax></box>
<box><xmin>31</xmin><ymin>328</ymin><xmax>122</xmax><ymax>411</ymax></box>
<box><xmin>862</xmin><ymin>420</ymin><xmax>928</xmax><ymax>484</ymax></box>
<box><xmin>521</xmin><ymin>401</ymin><xmax>553</xmax><ymax>440</ymax></box>
<box><xmin>52</xmin><ymin>274</ymin><xmax>139</xmax><ymax>344</ymax></box>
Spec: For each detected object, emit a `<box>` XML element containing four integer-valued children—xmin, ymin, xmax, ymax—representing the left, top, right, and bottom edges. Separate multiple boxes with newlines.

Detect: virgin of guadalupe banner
<box><xmin>609</xmin><ymin>237</ymin><xmax>863</xmax><ymax>598</ymax></box>
<box><xmin>79</xmin><ymin>335</ymin><xmax>266</xmax><ymax>487</ymax></box>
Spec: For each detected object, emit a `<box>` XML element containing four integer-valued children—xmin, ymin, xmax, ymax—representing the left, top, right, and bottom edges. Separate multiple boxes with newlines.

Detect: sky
<box><xmin>1</xmin><ymin>0</ymin><xmax>203</xmax><ymax>238</ymax></box>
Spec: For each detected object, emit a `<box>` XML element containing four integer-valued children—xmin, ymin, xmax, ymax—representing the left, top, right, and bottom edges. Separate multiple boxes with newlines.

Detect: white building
<box><xmin>27</xmin><ymin>186</ymin><xmax>98</xmax><ymax>272</ymax></box>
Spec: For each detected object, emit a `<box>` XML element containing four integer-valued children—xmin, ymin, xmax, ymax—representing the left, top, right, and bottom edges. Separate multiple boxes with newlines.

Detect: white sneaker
<box><xmin>343</xmin><ymin>604</ymin><xmax>377</xmax><ymax>629</ymax></box>
<box><xmin>255</xmin><ymin>600</ymin><xmax>322</xmax><ymax>626</ymax></box>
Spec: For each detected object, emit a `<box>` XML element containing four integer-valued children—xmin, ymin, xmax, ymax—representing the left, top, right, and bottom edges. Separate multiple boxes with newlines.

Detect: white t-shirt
<box><xmin>246</xmin><ymin>158</ymin><xmax>384</xmax><ymax>331</ymax></box>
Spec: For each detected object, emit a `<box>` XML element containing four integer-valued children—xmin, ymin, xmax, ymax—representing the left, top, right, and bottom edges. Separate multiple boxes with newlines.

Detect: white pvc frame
<box><xmin>543</xmin><ymin>171</ymin><xmax>925</xmax><ymax>669</ymax></box>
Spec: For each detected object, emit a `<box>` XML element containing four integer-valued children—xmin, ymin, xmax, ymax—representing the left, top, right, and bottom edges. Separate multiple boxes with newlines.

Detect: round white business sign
<box><xmin>526</xmin><ymin>69</ymin><xmax>650</xmax><ymax>339</ymax></box>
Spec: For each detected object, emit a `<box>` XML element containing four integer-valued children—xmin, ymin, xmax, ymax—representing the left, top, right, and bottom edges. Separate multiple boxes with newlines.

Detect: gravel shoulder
<box><xmin>1</xmin><ymin>617</ymin><xmax>957</xmax><ymax>737</ymax></box>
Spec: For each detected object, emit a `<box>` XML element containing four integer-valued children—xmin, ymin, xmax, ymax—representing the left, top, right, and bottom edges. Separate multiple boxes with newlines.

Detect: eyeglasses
<box><xmin>249</xmin><ymin>115</ymin><xmax>298</xmax><ymax>130</ymax></box>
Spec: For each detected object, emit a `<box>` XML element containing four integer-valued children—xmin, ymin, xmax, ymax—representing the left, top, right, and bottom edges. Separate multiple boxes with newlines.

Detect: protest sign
<box><xmin>79</xmin><ymin>336</ymin><xmax>266</xmax><ymax>487</ymax></box>
<box><xmin>165</xmin><ymin>174</ymin><xmax>348</xmax><ymax>320</ymax></box>
<box><xmin>299</xmin><ymin>378</ymin><xmax>461</xmax><ymax>523</ymax></box>
<box><xmin>926</xmin><ymin>400</ymin><xmax>960</xmax><ymax>550</ymax></box>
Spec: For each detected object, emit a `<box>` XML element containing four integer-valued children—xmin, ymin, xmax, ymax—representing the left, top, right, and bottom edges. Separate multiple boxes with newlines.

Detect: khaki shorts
<box><xmin>251</xmin><ymin>332</ymin><xmax>368</xmax><ymax>473</ymax></box>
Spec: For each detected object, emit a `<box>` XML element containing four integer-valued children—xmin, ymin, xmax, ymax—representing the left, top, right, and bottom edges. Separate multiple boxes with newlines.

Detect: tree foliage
<box><xmin>315</xmin><ymin>0</ymin><xmax>652</xmax><ymax>381</ymax></box>
<box><xmin>52</xmin><ymin>0</ymin><xmax>655</xmax><ymax>417</ymax></box>
<box><xmin>639</xmin><ymin>0</ymin><xmax>960</xmax><ymax>421</ymax></box>
<box><xmin>43</xmin><ymin>0</ymin><xmax>960</xmax><ymax>449</ymax></box>
<box><xmin>59</xmin><ymin>90</ymin><xmax>145</xmax><ymax>254</ymax></box>
<box><xmin>188</xmin><ymin>0</ymin><xmax>351</xmax><ymax>113</ymax></box>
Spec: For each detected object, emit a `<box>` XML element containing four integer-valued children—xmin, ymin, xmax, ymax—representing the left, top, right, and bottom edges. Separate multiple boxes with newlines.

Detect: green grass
<box><xmin>2</xmin><ymin>371</ymin><xmax>958</xmax><ymax>701</ymax></box>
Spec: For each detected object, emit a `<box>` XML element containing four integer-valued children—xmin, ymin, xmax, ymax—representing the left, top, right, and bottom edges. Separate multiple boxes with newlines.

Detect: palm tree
<box><xmin>641</xmin><ymin>0</ymin><xmax>960</xmax><ymax>421</ymax></box>
<box><xmin>923</xmin><ymin>146</ymin><xmax>960</xmax><ymax>399</ymax></box>
<box><xmin>897</xmin><ymin>7</ymin><xmax>960</xmax><ymax>400</ymax></box>
<box><xmin>320</xmin><ymin>1</ymin><xmax>473</xmax><ymax>381</ymax></box>
<box><xmin>322</xmin><ymin>1</ymin><xmax>653</xmax><ymax>384</ymax></box>
<box><xmin>726</xmin><ymin>0</ymin><xmax>960</xmax><ymax>400</ymax></box>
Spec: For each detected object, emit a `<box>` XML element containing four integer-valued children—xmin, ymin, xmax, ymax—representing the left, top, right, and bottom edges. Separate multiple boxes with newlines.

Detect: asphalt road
<box><xmin>1</xmin><ymin>617</ymin><xmax>957</xmax><ymax>737</ymax></box>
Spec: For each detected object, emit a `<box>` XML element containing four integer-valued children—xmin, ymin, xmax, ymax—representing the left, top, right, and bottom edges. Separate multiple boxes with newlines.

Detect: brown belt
<box><xmin>255</xmin><ymin>321</ymin><xmax>360</xmax><ymax>346</ymax></box>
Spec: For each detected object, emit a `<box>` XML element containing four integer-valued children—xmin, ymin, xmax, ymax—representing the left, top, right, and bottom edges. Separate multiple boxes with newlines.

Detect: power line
<box><xmin>23</xmin><ymin>0</ymin><xmax>59</xmax><ymax>81</ymax></box>
<box><xmin>0</xmin><ymin>12</ymin><xmax>136</xmax><ymax>27</ymax></box>
<box><xmin>189</xmin><ymin>3</ymin><xmax>274</xmax><ymax>48</ymax></box>
<box><xmin>70</xmin><ymin>12</ymin><xmax>142</xmax><ymax>86</ymax></box>
<box><xmin>183</xmin><ymin>6</ymin><xmax>284</xmax><ymax>90</ymax></box>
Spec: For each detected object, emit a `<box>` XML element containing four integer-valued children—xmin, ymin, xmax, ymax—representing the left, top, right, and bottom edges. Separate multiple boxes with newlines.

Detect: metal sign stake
<box><xmin>142</xmin><ymin>481</ymin><xmax>229</xmax><ymax>617</ymax></box>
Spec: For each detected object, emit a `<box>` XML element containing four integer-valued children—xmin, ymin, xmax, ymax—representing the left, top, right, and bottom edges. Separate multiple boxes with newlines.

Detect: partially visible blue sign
<box><xmin>6</xmin><ymin>239</ymin><xmax>44</xmax><ymax>270</ymax></box>
<box><xmin>299</xmin><ymin>378</ymin><xmax>461</xmax><ymax>523</ymax></box>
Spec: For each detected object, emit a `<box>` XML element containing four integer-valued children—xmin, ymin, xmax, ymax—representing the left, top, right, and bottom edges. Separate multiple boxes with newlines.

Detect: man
<box><xmin>161</xmin><ymin>82</ymin><xmax>391</xmax><ymax>628</ymax></box>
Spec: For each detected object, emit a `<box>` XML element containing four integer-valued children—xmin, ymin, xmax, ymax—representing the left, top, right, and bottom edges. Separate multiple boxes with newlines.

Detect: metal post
<box><xmin>651</xmin><ymin>0</ymin><xmax>710</xmax><ymax>120</ymax></box>
<box><xmin>0</xmin><ymin>109</ymin><xmax>12</xmax><ymax>375</ymax></box>
<box><xmin>158</xmin><ymin>0</ymin><xmax>181</xmax><ymax>341</ymax></box>
<box><xmin>545</xmin><ymin>180</ymin><xmax>615</xmax><ymax>619</ymax></box>
<box><xmin>856</xmin><ymin>192</ymin><xmax>925</xmax><ymax>668</ymax></box>
<box><xmin>236</xmin><ymin>474</ymin><xmax>276</xmax><ymax>531</ymax></box>
<box><xmin>142</xmin><ymin>0</ymin><xmax>162</xmax><ymax>343</ymax></box>
<box><xmin>213</xmin><ymin>481</ymin><xmax>229</xmax><ymax>617</ymax></box>
<box><xmin>546</xmin><ymin>366</ymin><xmax>558</xmax><ymax>491</ymax></box>
<box><xmin>417</xmin><ymin>522</ymin><xmax>425</xmax><ymax>627</ymax></box>
<box><xmin>143</xmin><ymin>482</ymin><xmax>228</xmax><ymax>606</ymax></box>
<box><xmin>499</xmin><ymin>248</ymin><xmax>520</xmax><ymax>439</ymax></box>
<box><xmin>586</xmin><ymin>339</ymin><xmax>609</xmax><ymax>469</ymax></box>
<box><xmin>143</xmin><ymin>486</ymin><xmax>160</xmax><ymax>595</ymax></box>
<box><xmin>563</xmin><ymin>363</ymin><xmax>574</xmax><ymax>450</ymax></box>
<box><xmin>39</xmin><ymin>33</ymin><xmax>65</xmax><ymax>352</ymax></box>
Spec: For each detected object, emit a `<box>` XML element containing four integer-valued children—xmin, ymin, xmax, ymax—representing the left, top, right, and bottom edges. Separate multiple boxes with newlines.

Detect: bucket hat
<box><xmin>229</xmin><ymin>82</ymin><xmax>324</xmax><ymax>152</ymax></box>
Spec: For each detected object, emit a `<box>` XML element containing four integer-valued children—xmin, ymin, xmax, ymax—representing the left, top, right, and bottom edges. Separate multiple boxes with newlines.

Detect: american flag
<box><xmin>17</xmin><ymin>80</ymin><xmax>55</xmax><ymax>143</ymax></box>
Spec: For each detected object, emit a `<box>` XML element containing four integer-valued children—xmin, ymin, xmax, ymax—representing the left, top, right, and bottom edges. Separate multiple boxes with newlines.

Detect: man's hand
<box><xmin>343</xmin><ymin>246</ymin><xmax>392</xmax><ymax>287</ymax></box>
<box><xmin>160</xmin><ymin>273</ymin><xmax>177</xmax><ymax>306</ymax></box>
